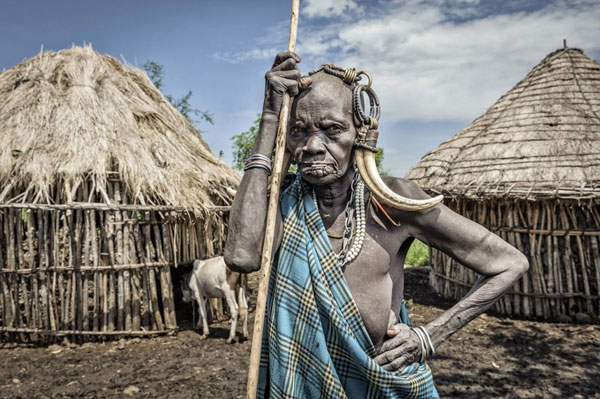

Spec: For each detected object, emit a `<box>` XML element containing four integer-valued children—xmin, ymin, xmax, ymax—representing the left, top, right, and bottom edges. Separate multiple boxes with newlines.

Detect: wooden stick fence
<box><xmin>0</xmin><ymin>179</ymin><xmax>230</xmax><ymax>342</ymax></box>
<box><xmin>429</xmin><ymin>197</ymin><xmax>600</xmax><ymax>322</ymax></box>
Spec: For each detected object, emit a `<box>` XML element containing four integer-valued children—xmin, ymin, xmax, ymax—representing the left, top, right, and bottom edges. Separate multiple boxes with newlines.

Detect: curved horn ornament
<box><xmin>355</xmin><ymin>149</ymin><xmax>444</xmax><ymax>211</ymax></box>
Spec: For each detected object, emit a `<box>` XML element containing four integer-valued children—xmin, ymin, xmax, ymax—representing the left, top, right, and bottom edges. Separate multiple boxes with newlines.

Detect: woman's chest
<box><xmin>327</xmin><ymin>221</ymin><xmax>410</xmax><ymax>348</ymax></box>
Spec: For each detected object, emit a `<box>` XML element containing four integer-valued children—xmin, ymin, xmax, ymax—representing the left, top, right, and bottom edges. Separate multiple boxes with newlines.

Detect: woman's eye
<box><xmin>290</xmin><ymin>127</ymin><xmax>304</xmax><ymax>137</ymax></box>
<box><xmin>327</xmin><ymin>125</ymin><xmax>343</xmax><ymax>134</ymax></box>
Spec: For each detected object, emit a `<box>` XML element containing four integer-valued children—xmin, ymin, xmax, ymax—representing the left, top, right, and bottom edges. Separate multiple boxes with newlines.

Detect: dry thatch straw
<box><xmin>406</xmin><ymin>47</ymin><xmax>600</xmax><ymax>201</ymax></box>
<box><xmin>0</xmin><ymin>45</ymin><xmax>239</xmax><ymax>215</ymax></box>
<box><xmin>406</xmin><ymin>47</ymin><xmax>600</xmax><ymax>322</ymax></box>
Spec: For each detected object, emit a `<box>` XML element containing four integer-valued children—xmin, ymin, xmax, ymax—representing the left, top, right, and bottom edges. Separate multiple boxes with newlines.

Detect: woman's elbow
<box><xmin>224</xmin><ymin>249</ymin><xmax>261</xmax><ymax>274</ymax></box>
<box><xmin>507</xmin><ymin>249</ymin><xmax>529</xmax><ymax>280</ymax></box>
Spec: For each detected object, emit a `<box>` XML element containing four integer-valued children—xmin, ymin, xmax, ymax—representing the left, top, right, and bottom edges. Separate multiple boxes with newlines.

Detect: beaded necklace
<box><xmin>312</xmin><ymin>169</ymin><xmax>367</xmax><ymax>271</ymax></box>
<box><xmin>325</xmin><ymin>195</ymin><xmax>371</xmax><ymax>239</ymax></box>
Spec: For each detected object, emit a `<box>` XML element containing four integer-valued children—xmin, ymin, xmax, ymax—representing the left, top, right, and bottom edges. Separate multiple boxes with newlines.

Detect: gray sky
<box><xmin>2</xmin><ymin>0</ymin><xmax>599</xmax><ymax>176</ymax></box>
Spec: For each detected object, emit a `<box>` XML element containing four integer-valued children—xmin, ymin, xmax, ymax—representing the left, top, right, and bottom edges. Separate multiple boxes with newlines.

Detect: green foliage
<box><xmin>143</xmin><ymin>61</ymin><xmax>164</xmax><ymax>90</ymax></box>
<box><xmin>405</xmin><ymin>239</ymin><xmax>430</xmax><ymax>266</ymax></box>
<box><xmin>143</xmin><ymin>61</ymin><xmax>213</xmax><ymax>126</ymax></box>
<box><xmin>166</xmin><ymin>91</ymin><xmax>214</xmax><ymax>125</ymax></box>
<box><xmin>231</xmin><ymin>114</ymin><xmax>261</xmax><ymax>170</ymax></box>
<box><xmin>375</xmin><ymin>147</ymin><xmax>387</xmax><ymax>175</ymax></box>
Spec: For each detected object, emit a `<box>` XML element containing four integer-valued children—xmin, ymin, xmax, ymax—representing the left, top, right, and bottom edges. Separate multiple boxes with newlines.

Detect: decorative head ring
<box><xmin>309</xmin><ymin>64</ymin><xmax>380</xmax><ymax>152</ymax></box>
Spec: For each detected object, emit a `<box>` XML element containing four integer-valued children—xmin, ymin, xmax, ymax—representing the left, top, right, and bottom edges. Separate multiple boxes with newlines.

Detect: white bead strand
<box><xmin>342</xmin><ymin>179</ymin><xmax>366</xmax><ymax>266</ymax></box>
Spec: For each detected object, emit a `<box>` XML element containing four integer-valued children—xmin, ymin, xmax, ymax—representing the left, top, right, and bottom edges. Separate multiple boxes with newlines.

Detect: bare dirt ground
<box><xmin>1</xmin><ymin>267</ymin><xmax>599</xmax><ymax>398</ymax></box>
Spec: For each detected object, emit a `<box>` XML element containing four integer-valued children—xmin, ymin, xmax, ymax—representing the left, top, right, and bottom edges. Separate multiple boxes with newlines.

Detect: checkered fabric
<box><xmin>257</xmin><ymin>175</ymin><xmax>438</xmax><ymax>399</ymax></box>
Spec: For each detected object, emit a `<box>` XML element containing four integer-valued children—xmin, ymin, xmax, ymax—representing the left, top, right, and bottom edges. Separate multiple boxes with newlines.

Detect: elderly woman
<box><xmin>225</xmin><ymin>52</ymin><xmax>528</xmax><ymax>399</ymax></box>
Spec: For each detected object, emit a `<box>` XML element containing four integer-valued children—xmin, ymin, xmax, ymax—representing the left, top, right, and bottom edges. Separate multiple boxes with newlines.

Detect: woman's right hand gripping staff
<box><xmin>224</xmin><ymin>52</ymin><xmax>308</xmax><ymax>273</ymax></box>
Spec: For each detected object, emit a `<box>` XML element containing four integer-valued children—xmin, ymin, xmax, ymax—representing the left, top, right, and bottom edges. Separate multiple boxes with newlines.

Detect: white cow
<box><xmin>181</xmin><ymin>256</ymin><xmax>248</xmax><ymax>343</ymax></box>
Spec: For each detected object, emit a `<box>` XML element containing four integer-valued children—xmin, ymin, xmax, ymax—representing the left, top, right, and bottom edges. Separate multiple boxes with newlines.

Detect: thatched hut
<box><xmin>0</xmin><ymin>46</ymin><xmax>239</xmax><ymax>341</ymax></box>
<box><xmin>406</xmin><ymin>46</ymin><xmax>600</xmax><ymax>323</ymax></box>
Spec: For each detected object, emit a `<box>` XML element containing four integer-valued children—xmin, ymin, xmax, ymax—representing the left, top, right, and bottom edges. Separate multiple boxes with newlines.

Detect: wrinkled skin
<box><xmin>224</xmin><ymin>52</ymin><xmax>529</xmax><ymax>371</ymax></box>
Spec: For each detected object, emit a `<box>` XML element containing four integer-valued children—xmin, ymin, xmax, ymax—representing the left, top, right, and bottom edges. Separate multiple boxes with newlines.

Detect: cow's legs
<box><xmin>224</xmin><ymin>289</ymin><xmax>238</xmax><ymax>344</ymax></box>
<box><xmin>208</xmin><ymin>297</ymin><xmax>224</xmax><ymax>323</ymax></box>
<box><xmin>238</xmin><ymin>286</ymin><xmax>248</xmax><ymax>340</ymax></box>
<box><xmin>194</xmin><ymin>292</ymin><xmax>210</xmax><ymax>338</ymax></box>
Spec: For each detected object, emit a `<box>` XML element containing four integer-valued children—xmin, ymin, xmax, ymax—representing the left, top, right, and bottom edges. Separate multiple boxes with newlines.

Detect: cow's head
<box><xmin>180</xmin><ymin>274</ymin><xmax>192</xmax><ymax>303</ymax></box>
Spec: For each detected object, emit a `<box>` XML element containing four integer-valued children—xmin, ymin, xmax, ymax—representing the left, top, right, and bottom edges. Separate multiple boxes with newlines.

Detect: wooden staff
<box><xmin>246</xmin><ymin>1</ymin><xmax>299</xmax><ymax>397</ymax></box>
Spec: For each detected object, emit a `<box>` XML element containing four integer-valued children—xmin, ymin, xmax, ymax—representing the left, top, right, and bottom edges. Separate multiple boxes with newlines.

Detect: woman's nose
<box><xmin>303</xmin><ymin>134</ymin><xmax>326</xmax><ymax>155</ymax></box>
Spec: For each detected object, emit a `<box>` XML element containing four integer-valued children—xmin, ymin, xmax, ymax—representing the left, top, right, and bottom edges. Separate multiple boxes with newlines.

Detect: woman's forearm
<box><xmin>425</xmin><ymin>256</ymin><xmax>528</xmax><ymax>347</ymax></box>
<box><xmin>224</xmin><ymin>51</ymin><xmax>302</xmax><ymax>273</ymax></box>
<box><xmin>224</xmin><ymin>114</ymin><xmax>278</xmax><ymax>272</ymax></box>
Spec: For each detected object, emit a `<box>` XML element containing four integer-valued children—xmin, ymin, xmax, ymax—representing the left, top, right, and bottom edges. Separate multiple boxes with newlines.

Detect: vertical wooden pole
<box><xmin>143</xmin><ymin>210</ymin><xmax>164</xmax><ymax>331</ymax></box>
<box><xmin>99</xmin><ymin>212</ymin><xmax>109</xmax><ymax>332</ymax></box>
<box><xmin>544</xmin><ymin>201</ymin><xmax>556</xmax><ymax>319</ymax></box>
<box><xmin>129</xmin><ymin>211</ymin><xmax>141</xmax><ymax>331</ymax></box>
<box><xmin>559</xmin><ymin>203</ymin><xmax>576</xmax><ymax>316</ymax></box>
<box><xmin>81</xmin><ymin>208</ymin><xmax>91</xmax><ymax>332</ymax></box>
<box><xmin>247</xmin><ymin>1</ymin><xmax>300</xmax><ymax>397</ymax></box>
<box><xmin>16</xmin><ymin>209</ymin><xmax>30</xmax><ymax>337</ymax></box>
<box><xmin>550</xmin><ymin>203</ymin><xmax>564</xmax><ymax>317</ymax></box>
<box><xmin>58</xmin><ymin>211</ymin><xmax>67</xmax><ymax>332</ymax></box>
<box><xmin>513</xmin><ymin>203</ymin><xmax>529</xmax><ymax>317</ymax></box>
<box><xmin>589</xmin><ymin>205</ymin><xmax>600</xmax><ymax>317</ymax></box>
<box><xmin>565</xmin><ymin>205</ymin><xmax>592</xmax><ymax>315</ymax></box>
<box><xmin>113</xmin><ymin>183</ymin><xmax>126</xmax><ymax>331</ymax></box>
<box><xmin>123</xmin><ymin>208</ymin><xmax>132</xmax><ymax>332</ymax></box>
<box><xmin>536</xmin><ymin>203</ymin><xmax>548</xmax><ymax>318</ymax></box>
<box><xmin>132</xmin><ymin>213</ymin><xmax>151</xmax><ymax>329</ymax></box>
<box><xmin>0</xmin><ymin>211</ymin><xmax>13</xmax><ymax>328</ymax></box>
<box><xmin>104</xmin><ymin>205</ymin><xmax>117</xmax><ymax>332</ymax></box>
<box><xmin>505</xmin><ymin>203</ymin><xmax>520</xmax><ymax>316</ymax></box>
<box><xmin>25</xmin><ymin>210</ymin><xmax>38</xmax><ymax>334</ymax></box>
<box><xmin>155</xmin><ymin>215</ymin><xmax>176</xmax><ymax>329</ymax></box>
<box><xmin>81</xmin><ymin>183</ymin><xmax>90</xmax><ymax>333</ymax></box>
<box><xmin>73</xmin><ymin>208</ymin><xmax>84</xmax><ymax>341</ymax></box>
<box><xmin>91</xmin><ymin>206</ymin><xmax>100</xmax><ymax>332</ymax></box>
<box><xmin>46</xmin><ymin>210</ymin><xmax>56</xmax><ymax>333</ymax></box>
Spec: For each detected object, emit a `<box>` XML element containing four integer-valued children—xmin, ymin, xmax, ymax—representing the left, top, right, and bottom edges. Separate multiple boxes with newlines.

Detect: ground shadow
<box><xmin>404</xmin><ymin>267</ymin><xmax>600</xmax><ymax>398</ymax></box>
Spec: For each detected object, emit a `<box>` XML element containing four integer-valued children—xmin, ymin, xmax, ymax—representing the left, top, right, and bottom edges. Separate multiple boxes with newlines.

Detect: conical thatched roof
<box><xmin>0</xmin><ymin>45</ymin><xmax>239</xmax><ymax>214</ymax></box>
<box><xmin>406</xmin><ymin>47</ymin><xmax>600</xmax><ymax>200</ymax></box>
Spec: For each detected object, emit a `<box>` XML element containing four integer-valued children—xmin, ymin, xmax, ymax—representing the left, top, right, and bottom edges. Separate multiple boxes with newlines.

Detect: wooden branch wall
<box><xmin>430</xmin><ymin>197</ymin><xmax>599</xmax><ymax>322</ymax></box>
<box><xmin>0</xmin><ymin>180</ymin><xmax>230</xmax><ymax>342</ymax></box>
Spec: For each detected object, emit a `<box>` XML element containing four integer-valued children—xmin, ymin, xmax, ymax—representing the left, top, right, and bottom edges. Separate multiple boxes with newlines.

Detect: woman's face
<box><xmin>287</xmin><ymin>73</ymin><xmax>357</xmax><ymax>186</ymax></box>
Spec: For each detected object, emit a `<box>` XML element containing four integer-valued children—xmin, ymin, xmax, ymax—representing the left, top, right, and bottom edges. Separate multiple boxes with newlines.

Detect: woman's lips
<box><xmin>300</xmin><ymin>163</ymin><xmax>335</xmax><ymax>177</ymax></box>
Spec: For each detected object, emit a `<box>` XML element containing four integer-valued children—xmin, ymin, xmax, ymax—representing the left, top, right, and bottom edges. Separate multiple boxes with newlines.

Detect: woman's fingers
<box><xmin>382</xmin><ymin>354</ymin><xmax>414</xmax><ymax>371</ymax></box>
<box><xmin>374</xmin><ymin>325</ymin><xmax>422</xmax><ymax>370</ymax></box>
<box><xmin>379</xmin><ymin>324</ymin><xmax>412</xmax><ymax>353</ymax></box>
<box><xmin>374</xmin><ymin>343</ymin><xmax>418</xmax><ymax>368</ymax></box>
<box><xmin>266</xmin><ymin>69</ymin><xmax>302</xmax><ymax>96</ymax></box>
<box><xmin>266</xmin><ymin>68</ymin><xmax>301</xmax><ymax>82</ymax></box>
<box><xmin>271</xmin><ymin>57</ymin><xmax>299</xmax><ymax>73</ymax></box>
<box><xmin>273</xmin><ymin>51</ymin><xmax>301</xmax><ymax>67</ymax></box>
<box><xmin>262</xmin><ymin>51</ymin><xmax>304</xmax><ymax>117</ymax></box>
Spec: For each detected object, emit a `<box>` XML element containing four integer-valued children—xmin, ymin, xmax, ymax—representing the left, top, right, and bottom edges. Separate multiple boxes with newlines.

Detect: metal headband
<box><xmin>308</xmin><ymin>64</ymin><xmax>380</xmax><ymax>153</ymax></box>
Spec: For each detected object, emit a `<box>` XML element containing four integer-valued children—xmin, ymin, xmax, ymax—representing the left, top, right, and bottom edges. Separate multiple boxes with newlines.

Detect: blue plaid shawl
<box><xmin>257</xmin><ymin>175</ymin><xmax>438</xmax><ymax>399</ymax></box>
